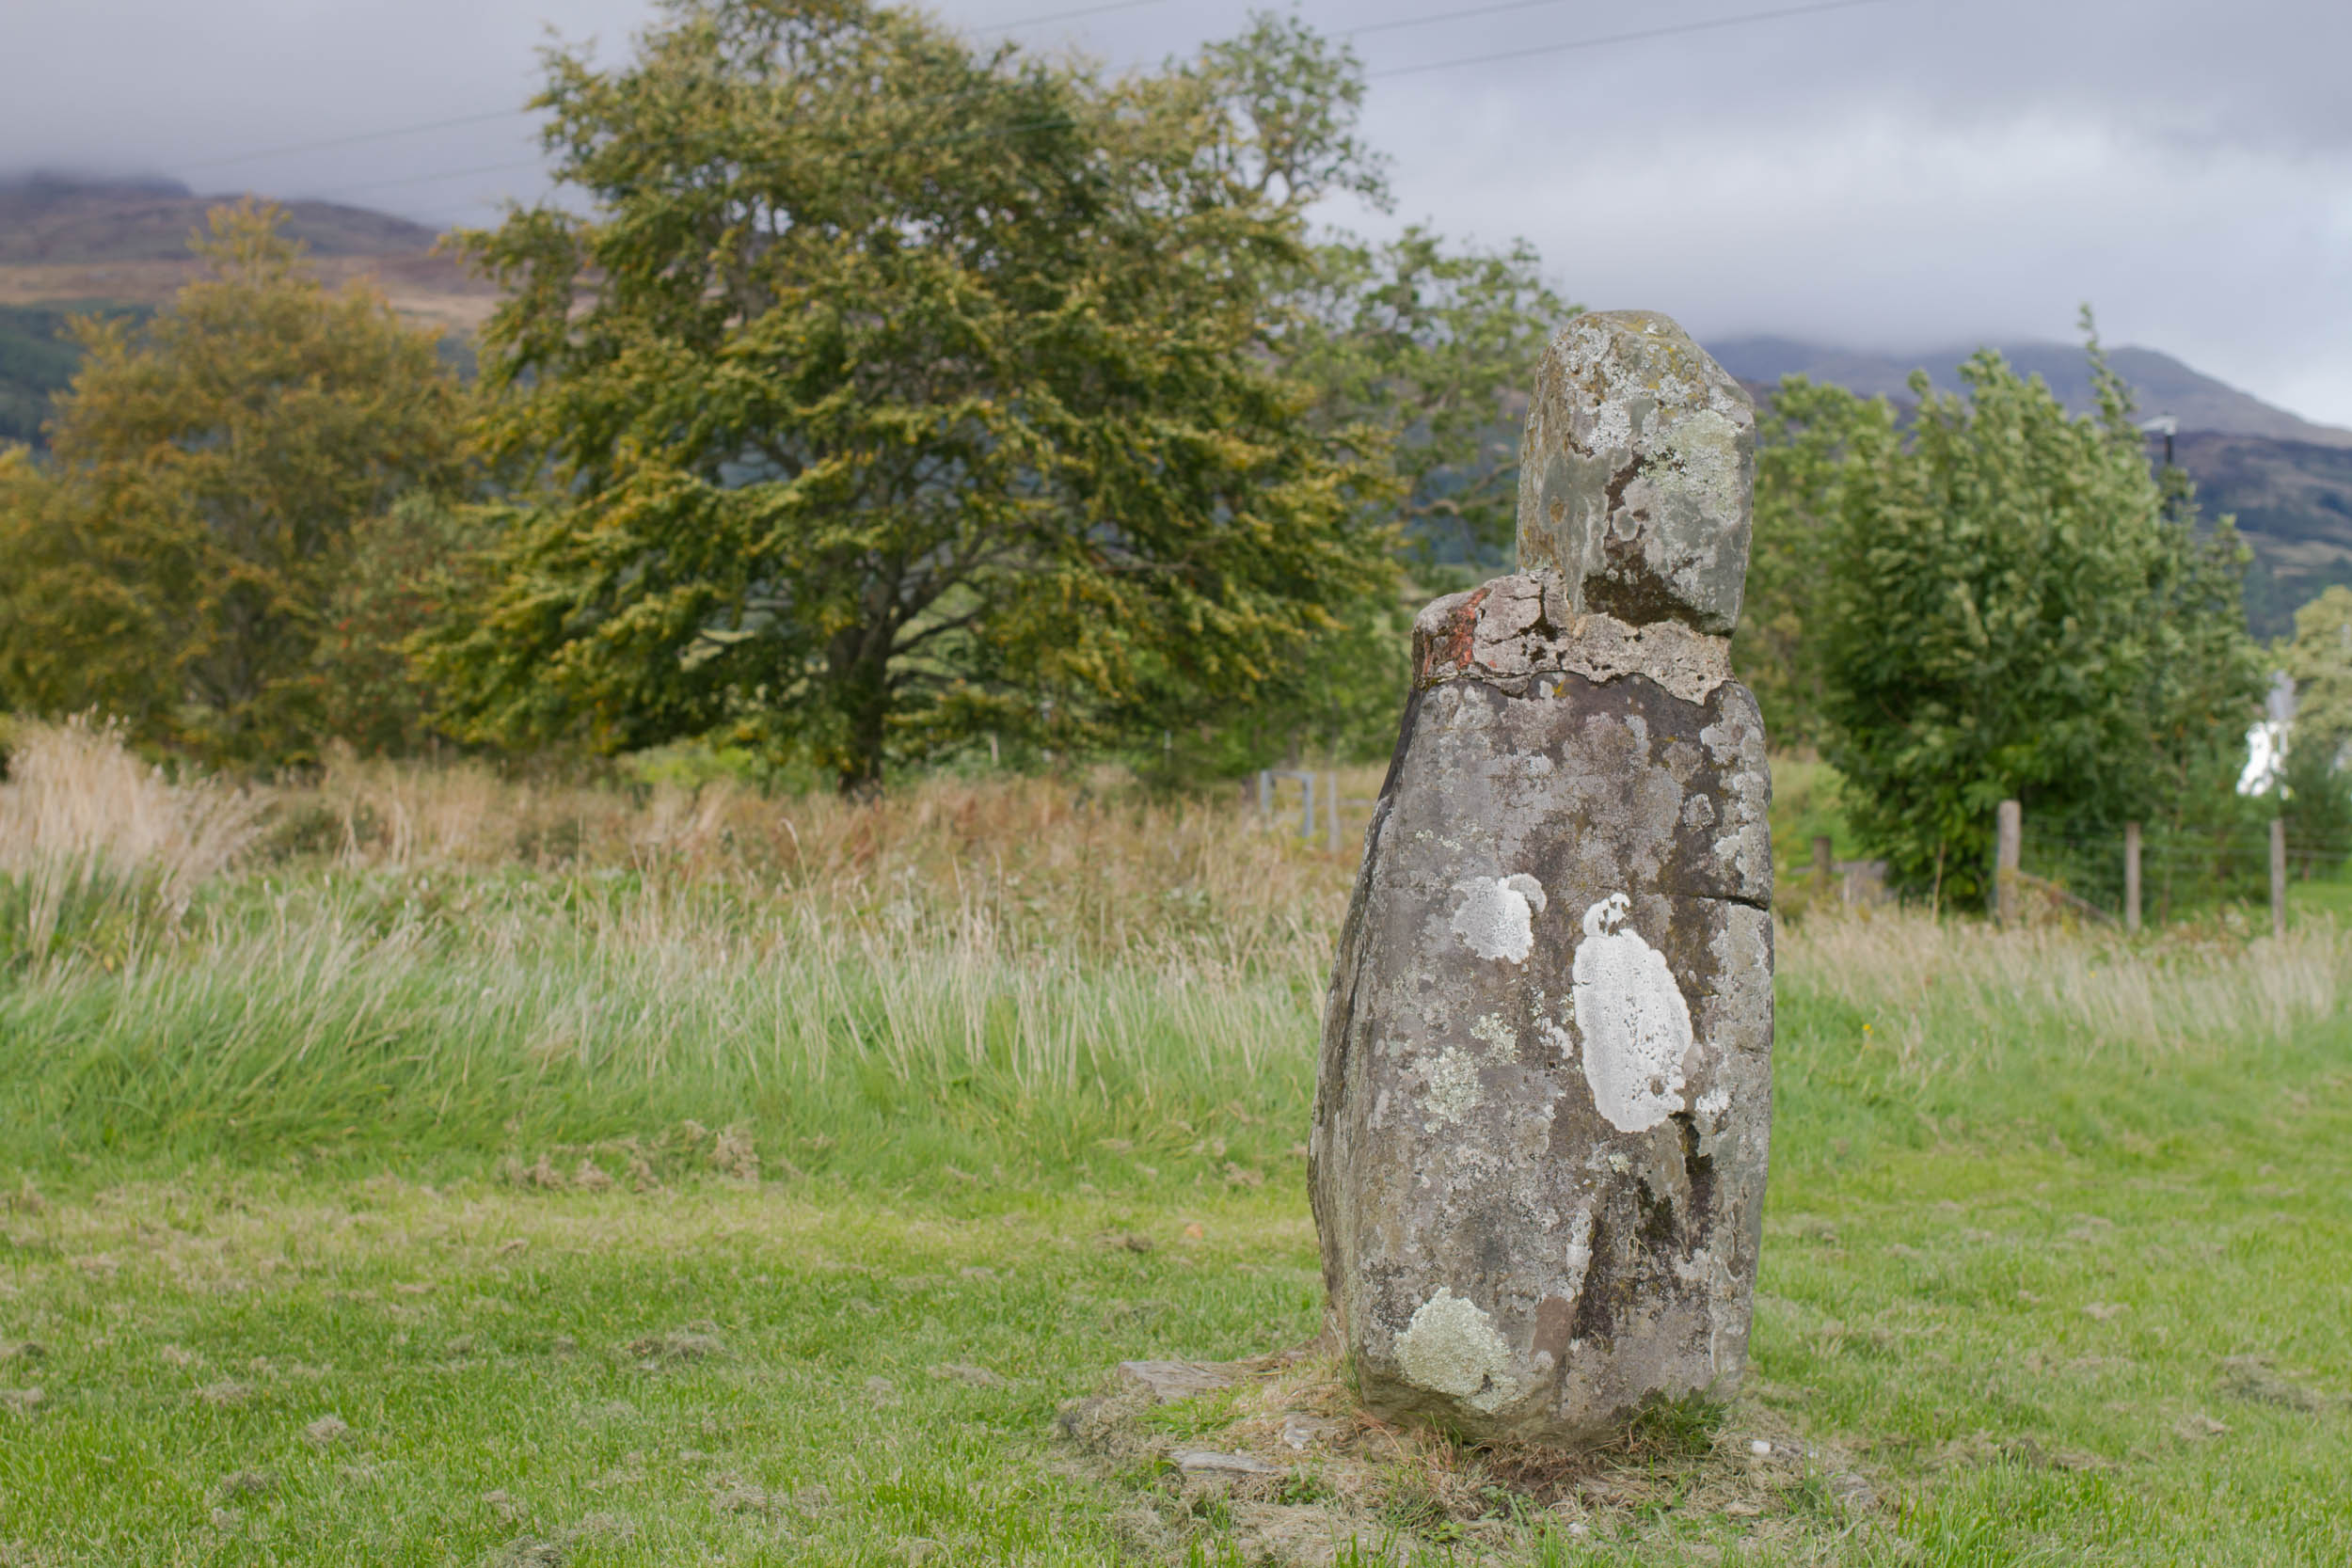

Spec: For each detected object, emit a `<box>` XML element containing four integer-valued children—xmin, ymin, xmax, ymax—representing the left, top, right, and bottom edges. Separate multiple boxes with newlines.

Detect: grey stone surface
<box><xmin>1117</xmin><ymin>1359</ymin><xmax>1238</xmax><ymax>1403</ymax></box>
<box><xmin>1517</xmin><ymin>310</ymin><xmax>1756</xmax><ymax>636</ymax></box>
<box><xmin>1171</xmin><ymin>1449</ymin><xmax>1285</xmax><ymax>1478</ymax></box>
<box><xmin>1311</xmin><ymin>312</ymin><xmax>1772</xmax><ymax>1447</ymax></box>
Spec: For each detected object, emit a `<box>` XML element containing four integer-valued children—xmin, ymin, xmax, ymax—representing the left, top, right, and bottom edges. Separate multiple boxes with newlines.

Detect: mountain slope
<box><xmin>0</xmin><ymin>172</ymin><xmax>442</xmax><ymax>263</ymax></box>
<box><xmin>1709</xmin><ymin>335</ymin><xmax>2352</xmax><ymax>637</ymax></box>
<box><xmin>1707</xmin><ymin>336</ymin><xmax>2352</xmax><ymax>450</ymax></box>
<box><xmin>0</xmin><ymin>174</ymin><xmax>496</xmax><ymax>449</ymax></box>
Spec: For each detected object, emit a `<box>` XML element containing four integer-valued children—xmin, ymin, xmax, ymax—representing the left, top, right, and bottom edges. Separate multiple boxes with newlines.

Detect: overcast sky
<box><xmin>10</xmin><ymin>0</ymin><xmax>2350</xmax><ymax>425</ymax></box>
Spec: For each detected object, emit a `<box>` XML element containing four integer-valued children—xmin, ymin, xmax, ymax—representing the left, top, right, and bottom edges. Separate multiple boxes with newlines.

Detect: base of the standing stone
<box><xmin>1052</xmin><ymin>1342</ymin><xmax>1866</xmax><ymax>1564</ymax></box>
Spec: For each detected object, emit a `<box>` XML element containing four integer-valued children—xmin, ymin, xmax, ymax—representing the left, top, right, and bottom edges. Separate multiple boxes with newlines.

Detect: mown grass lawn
<box><xmin>6</xmin><ymin>945</ymin><xmax>2348</xmax><ymax>1566</ymax></box>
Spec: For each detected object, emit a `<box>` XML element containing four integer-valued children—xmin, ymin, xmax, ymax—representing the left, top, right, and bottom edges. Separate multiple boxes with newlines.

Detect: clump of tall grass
<box><xmin>0</xmin><ymin>718</ymin><xmax>264</xmax><ymax>970</ymax></box>
<box><xmin>0</xmin><ymin>727</ymin><xmax>1348</xmax><ymax>1173</ymax></box>
<box><xmin>0</xmin><ymin>879</ymin><xmax>1323</xmax><ymax>1175</ymax></box>
<box><xmin>6</xmin><ymin>721</ymin><xmax>2344</xmax><ymax>1179</ymax></box>
<box><xmin>291</xmin><ymin>748</ymin><xmax>1356</xmax><ymax>970</ymax></box>
<box><xmin>1785</xmin><ymin>910</ymin><xmax>2343</xmax><ymax>1062</ymax></box>
<box><xmin>1774</xmin><ymin>907</ymin><xmax>2352</xmax><ymax>1157</ymax></box>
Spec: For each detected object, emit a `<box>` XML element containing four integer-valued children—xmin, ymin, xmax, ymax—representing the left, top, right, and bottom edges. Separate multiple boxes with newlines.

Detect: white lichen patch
<box><xmin>1563</xmin><ymin>1205</ymin><xmax>1596</xmax><ymax>1295</ymax></box>
<box><xmin>1469</xmin><ymin>1011</ymin><xmax>1519</xmax><ymax>1062</ymax></box>
<box><xmin>1451</xmin><ymin>874</ymin><xmax>1548</xmax><ymax>964</ymax></box>
<box><xmin>1571</xmin><ymin>894</ymin><xmax>1694</xmax><ymax>1133</ymax></box>
<box><xmin>1392</xmin><ymin>1288</ymin><xmax>1519</xmax><ymax>1413</ymax></box>
<box><xmin>1420</xmin><ymin>1047</ymin><xmax>1484</xmax><ymax>1131</ymax></box>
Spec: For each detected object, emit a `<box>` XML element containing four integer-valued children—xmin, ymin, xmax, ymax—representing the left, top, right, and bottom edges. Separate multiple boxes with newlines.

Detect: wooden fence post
<box><xmin>1811</xmin><ymin>835</ymin><xmax>1834</xmax><ymax>890</ymax></box>
<box><xmin>1326</xmin><ymin>771</ymin><xmax>1342</xmax><ymax>853</ymax></box>
<box><xmin>2272</xmin><ymin>816</ymin><xmax>2287</xmax><ymax>939</ymax></box>
<box><xmin>2123</xmin><ymin>821</ymin><xmax>2141</xmax><ymax>933</ymax></box>
<box><xmin>1994</xmin><ymin>800</ymin><xmax>2022</xmax><ymax>927</ymax></box>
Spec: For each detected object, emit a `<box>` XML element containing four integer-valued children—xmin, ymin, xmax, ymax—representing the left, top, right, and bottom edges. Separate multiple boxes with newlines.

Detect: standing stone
<box><xmin>1310</xmin><ymin>310</ymin><xmax>1771</xmax><ymax>1446</ymax></box>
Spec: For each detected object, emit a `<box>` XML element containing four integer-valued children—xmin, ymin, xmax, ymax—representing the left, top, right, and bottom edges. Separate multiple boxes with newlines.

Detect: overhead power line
<box><xmin>171</xmin><ymin>1</ymin><xmax>1164</xmax><ymax>178</ymax></box>
<box><xmin>970</xmin><ymin>0</ymin><xmax>1167</xmax><ymax>33</ymax></box>
<box><xmin>1362</xmin><ymin>0</ymin><xmax>1900</xmax><ymax>79</ymax></box>
<box><xmin>1345</xmin><ymin>0</ymin><xmax>1631</xmax><ymax>39</ymax></box>
<box><xmin>180</xmin><ymin>0</ymin><xmax>1888</xmax><ymax>182</ymax></box>
<box><xmin>320</xmin><ymin>158</ymin><xmax>548</xmax><ymax>199</ymax></box>
<box><xmin>268</xmin><ymin>0</ymin><xmax>1901</xmax><ymax>203</ymax></box>
<box><xmin>177</xmin><ymin>109</ymin><xmax>532</xmax><ymax>175</ymax></box>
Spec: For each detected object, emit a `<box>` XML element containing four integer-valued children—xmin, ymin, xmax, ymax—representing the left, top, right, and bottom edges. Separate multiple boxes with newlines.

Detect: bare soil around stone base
<box><xmin>1057</xmin><ymin>1346</ymin><xmax>1882</xmax><ymax>1566</ymax></box>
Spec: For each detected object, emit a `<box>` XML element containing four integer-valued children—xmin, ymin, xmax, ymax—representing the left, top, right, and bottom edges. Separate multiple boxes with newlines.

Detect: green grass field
<box><xmin>2</xmin><ymin>728</ymin><xmax>2348</xmax><ymax>1564</ymax></box>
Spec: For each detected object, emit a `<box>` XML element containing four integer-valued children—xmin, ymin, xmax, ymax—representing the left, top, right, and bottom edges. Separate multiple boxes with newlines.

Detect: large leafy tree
<box><xmin>427</xmin><ymin>0</ymin><xmax>1398</xmax><ymax>793</ymax></box>
<box><xmin>0</xmin><ymin>203</ymin><xmax>469</xmax><ymax>764</ymax></box>
<box><xmin>1732</xmin><ymin>379</ymin><xmax>1847</xmax><ymax>749</ymax></box>
<box><xmin>1289</xmin><ymin>229</ymin><xmax>1572</xmax><ymax>571</ymax></box>
<box><xmin>1781</xmin><ymin>327</ymin><xmax>2263</xmax><ymax>906</ymax></box>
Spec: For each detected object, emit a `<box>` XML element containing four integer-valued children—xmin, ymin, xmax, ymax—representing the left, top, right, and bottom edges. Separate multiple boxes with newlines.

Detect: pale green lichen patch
<box><xmin>1516</xmin><ymin>310</ymin><xmax>1756</xmax><ymax>634</ymax></box>
<box><xmin>1419</xmin><ymin>1045</ymin><xmax>1484</xmax><ymax>1131</ymax></box>
<box><xmin>1653</xmin><ymin>405</ymin><xmax>1747</xmax><ymax>524</ymax></box>
<box><xmin>1393</xmin><ymin>1288</ymin><xmax>1519</xmax><ymax>1413</ymax></box>
<box><xmin>1469</xmin><ymin>1011</ymin><xmax>1519</xmax><ymax>1062</ymax></box>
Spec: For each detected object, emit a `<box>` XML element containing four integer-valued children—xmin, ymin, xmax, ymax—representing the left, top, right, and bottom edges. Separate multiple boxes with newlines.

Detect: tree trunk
<box><xmin>834</xmin><ymin>652</ymin><xmax>892</xmax><ymax>800</ymax></box>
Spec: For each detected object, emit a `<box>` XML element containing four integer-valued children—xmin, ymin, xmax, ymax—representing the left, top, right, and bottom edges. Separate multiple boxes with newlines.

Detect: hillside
<box><xmin>0</xmin><ymin>173</ymin><xmax>496</xmax><ymax>439</ymax></box>
<box><xmin>0</xmin><ymin>171</ymin><xmax>445</xmax><ymax>263</ymax></box>
<box><xmin>1708</xmin><ymin>336</ymin><xmax>2352</xmax><ymax>450</ymax></box>
<box><xmin>1710</xmin><ymin>335</ymin><xmax>2352</xmax><ymax>637</ymax></box>
<box><xmin>8</xmin><ymin>174</ymin><xmax>2348</xmax><ymax>639</ymax></box>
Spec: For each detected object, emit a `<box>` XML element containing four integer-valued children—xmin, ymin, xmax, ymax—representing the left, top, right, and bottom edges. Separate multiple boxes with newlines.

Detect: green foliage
<box><xmin>1734</xmin><ymin>378</ymin><xmax>1845</xmax><ymax>748</ymax></box>
<box><xmin>2270</xmin><ymin>586</ymin><xmax>2352</xmax><ymax>878</ymax></box>
<box><xmin>1202</xmin><ymin>217</ymin><xmax>1570</xmax><ymax>775</ymax></box>
<box><xmin>2277</xmin><ymin>584</ymin><xmax>2352</xmax><ymax>763</ymax></box>
<box><xmin>297</xmin><ymin>494</ymin><xmax>496</xmax><ymax>759</ymax></box>
<box><xmin>425</xmin><ymin>1</ymin><xmax>1400</xmax><ymax>794</ymax></box>
<box><xmin>2279</xmin><ymin>736</ymin><xmax>2352</xmax><ymax>879</ymax></box>
<box><xmin>0</xmin><ymin>303</ymin><xmax>149</xmax><ymax>451</ymax></box>
<box><xmin>0</xmin><ymin>204</ymin><xmax>470</xmax><ymax>766</ymax></box>
<box><xmin>1288</xmin><ymin>229</ymin><xmax>1574</xmax><ymax>569</ymax></box>
<box><xmin>1759</xmin><ymin>322</ymin><xmax>2265</xmax><ymax>906</ymax></box>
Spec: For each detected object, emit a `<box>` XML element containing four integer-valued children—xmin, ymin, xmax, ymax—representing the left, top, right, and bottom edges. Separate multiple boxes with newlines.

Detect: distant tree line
<box><xmin>1731</xmin><ymin>316</ymin><xmax>2352</xmax><ymax>908</ymax></box>
<box><xmin>0</xmin><ymin>3</ymin><xmax>1566</xmax><ymax>792</ymax></box>
<box><xmin>0</xmin><ymin>0</ymin><xmax>2323</xmax><ymax>907</ymax></box>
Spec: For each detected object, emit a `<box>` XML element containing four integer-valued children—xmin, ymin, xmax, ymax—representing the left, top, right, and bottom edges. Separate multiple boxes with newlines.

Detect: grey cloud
<box><xmin>6</xmin><ymin>0</ymin><xmax>2345</xmax><ymax>421</ymax></box>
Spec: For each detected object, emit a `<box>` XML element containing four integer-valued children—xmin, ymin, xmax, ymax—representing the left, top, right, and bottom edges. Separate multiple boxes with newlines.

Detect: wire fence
<box><xmin>2007</xmin><ymin>800</ymin><xmax>2349</xmax><ymax>933</ymax></box>
<box><xmin>1253</xmin><ymin>769</ymin><xmax>1380</xmax><ymax>855</ymax></box>
<box><xmin>1257</xmin><ymin>772</ymin><xmax>2352</xmax><ymax>935</ymax></box>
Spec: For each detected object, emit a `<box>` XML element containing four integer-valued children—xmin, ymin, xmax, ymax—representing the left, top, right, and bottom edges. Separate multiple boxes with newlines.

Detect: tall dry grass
<box><xmin>0</xmin><ymin>718</ymin><xmax>266</xmax><ymax>966</ymax></box>
<box><xmin>6</xmin><ymin>720</ymin><xmax>2346</xmax><ymax>1174</ymax></box>
<box><xmin>294</xmin><ymin>748</ymin><xmax>1355</xmax><ymax>972</ymax></box>
<box><xmin>1771</xmin><ymin>907</ymin><xmax>2352</xmax><ymax>1162</ymax></box>
<box><xmin>1783</xmin><ymin>908</ymin><xmax>2343</xmax><ymax>1061</ymax></box>
<box><xmin>0</xmin><ymin>724</ymin><xmax>1352</xmax><ymax>1170</ymax></box>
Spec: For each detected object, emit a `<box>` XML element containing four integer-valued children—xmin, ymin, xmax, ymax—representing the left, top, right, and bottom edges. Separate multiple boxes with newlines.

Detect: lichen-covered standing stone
<box><xmin>1310</xmin><ymin>311</ymin><xmax>1772</xmax><ymax>1445</ymax></box>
